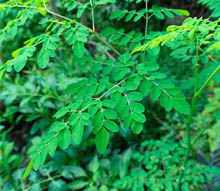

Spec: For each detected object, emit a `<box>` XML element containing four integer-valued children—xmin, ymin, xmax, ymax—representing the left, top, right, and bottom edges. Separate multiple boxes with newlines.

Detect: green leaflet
<box><xmin>68</xmin><ymin>180</ymin><xmax>89</xmax><ymax>190</ymax></box>
<box><xmin>37</xmin><ymin>49</ymin><xmax>50</xmax><ymax>69</ymax></box>
<box><xmin>104</xmin><ymin>120</ymin><xmax>119</xmax><ymax>132</ymax></box>
<box><xmin>131</xmin><ymin>112</ymin><xmax>146</xmax><ymax>123</ymax></box>
<box><xmin>93</xmin><ymin>108</ymin><xmax>119</xmax><ymax>133</ymax></box>
<box><xmin>104</xmin><ymin>109</ymin><xmax>118</xmax><ymax>120</ymax></box>
<box><xmin>131</xmin><ymin>122</ymin><xmax>143</xmax><ymax>134</ymax></box>
<box><xmin>72</xmin><ymin>121</ymin><xmax>85</xmax><ymax>145</ymax></box>
<box><xmin>37</xmin><ymin>35</ymin><xmax>58</xmax><ymax>69</ymax></box>
<box><xmin>7</xmin><ymin>46</ymin><xmax>36</xmax><ymax>72</ymax></box>
<box><xmin>22</xmin><ymin>161</ymin><xmax>33</xmax><ymax>181</ymax></box>
<box><xmin>31</xmin><ymin>147</ymin><xmax>47</xmax><ymax>170</ymax></box>
<box><xmin>172</xmin><ymin>98</ymin><xmax>191</xmax><ymax>115</ymax></box>
<box><xmin>93</xmin><ymin>111</ymin><xmax>105</xmax><ymax>133</ymax></box>
<box><xmin>95</xmin><ymin>128</ymin><xmax>110</xmax><ymax>154</ymax></box>
<box><xmin>88</xmin><ymin>156</ymin><xmax>99</xmax><ymax>173</ymax></box>
<box><xmin>70</xmin><ymin>112</ymin><xmax>89</xmax><ymax>145</ymax></box>
<box><xmin>13</xmin><ymin>55</ymin><xmax>27</xmax><ymax>72</ymax></box>
<box><xmin>124</xmin><ymin>76</ymin><xmax>142</xmax><ymax>91</ymax></box>
<box><xmin>59</xmin><ymin>129</ymin><xmax>72</xmax><ymax>150</ymax></box>
<box><xmin>64</xmin><ymin>23</ymin><xmax>89</xmax><ymax>59</ymax></box>
<box><xmin>50</xmin><ymin>121</ymin><xmax>68</xmax><ymax>132</ymax></box>
<box><xmin>54</xmin><ymin>106</ymin><xmax>70</xmax><ymax>119</ymax></box>
<box><xmin>74</xmin><ymin>41</ymin><xmax>86</xmax><ymax>58</ymax></box>
<box><xmin>47</xmin><ymin>134</ymin><xmax>59</xmax><ymax>156</ymax></box>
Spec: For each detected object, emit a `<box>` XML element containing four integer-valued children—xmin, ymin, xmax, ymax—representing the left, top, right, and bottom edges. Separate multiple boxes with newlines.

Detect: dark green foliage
<box><xmin>0</xmin><ymin>0</ymin><xmax>220</xmax><ymax>190</ymax></box>
<box><xmin>199</xmin><ymin>0</ymin><xmax>220</xmax><ymax>17</ymax></box>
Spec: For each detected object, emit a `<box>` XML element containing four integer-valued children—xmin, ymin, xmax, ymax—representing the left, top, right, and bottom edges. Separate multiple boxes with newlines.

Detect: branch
<box><xmin>193</xmin><ymin>64</ymin><xmax>220</xmax><ymax>98</ymax></box>
<box><xmin>42</xmin><ymin>0</ymin><xmax>120</xmax><ymax>55</ymax></box>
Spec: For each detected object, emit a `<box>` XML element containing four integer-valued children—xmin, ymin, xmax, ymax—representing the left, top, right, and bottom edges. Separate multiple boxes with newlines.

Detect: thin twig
<box><xmin>145</xmin><ymin>0</ymin><xmax>149</xmax><ymax>36</ymax></box>
<box><xmin>178</xmin><ymin>36</ymin><xmax>200</xmax><ymax>189</ymax></box>
<box><xmin>88</xmin><ymin>41</ymin><xmax>116</xmax><ymax>60</ymax></box>
<box><xmin>6</xmin><ymin>1</ymin><xmax>120</xmax><ymax>56</ymax></box>
<box><xmin>23</xmin><ymin>175</ymin><xmax>61</xmax><ymax>191</ymax></box>
<box><xmin>193</xmin><ymin>64</ymin><xmax>220</xmax><ymax>98</ymax></box>
<box><xmin>90</xmin><ymin>0</ymin><xmax>95</xmax><ymax>32</ymax></box>
<box><xmin>97</xmin><ymin>79</ymin><xmax>126</xmax><ymax>100</ymax></box>
<box><xmin>42</xmin><ymin>0</ymin><xmax>120</xmax><ymax>55</ymax></box>
<box><xmin>42</xmin><ymin>0</ymin><xmax>72</xmax><ymax>22</ymax></box>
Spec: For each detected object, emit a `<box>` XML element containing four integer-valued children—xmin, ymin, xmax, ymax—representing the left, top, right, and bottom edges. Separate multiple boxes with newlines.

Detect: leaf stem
<box><xmin>178</xmin><ymin>36</ymin><xmax>200</xmax><ymax>189</ymax></box>
<box><xmin>42</xmin><ymin>0</ymin><xmax>119</xmax><ymax>55</ymax></box>
<box><xmin>193</xmin><ymin>64</ymin><xmax>220</xmax><ymax>99</ymax></box>
<box><xmin>90</xmin><ymin>0</ymin><xmax>95</xmax><ymax>32</ymax></box>
<box><xmin>145</xmin><ymin>0</ymin><xmax>149</xmax><ymax>36</ymax></box>
<box><xmin>4</xmin><ymin>1</ymin><xmax>120</xmax><ymax>56</ymax></box>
